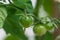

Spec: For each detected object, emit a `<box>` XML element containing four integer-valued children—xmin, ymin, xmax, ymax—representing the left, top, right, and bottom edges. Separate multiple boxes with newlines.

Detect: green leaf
<box><xmin>3</xmin><ymin>14</ymin><xmax>27</xmax><ymax>40</ymax></box>
<box><xmin>5</xmin><ymin>6</ymin><xmax>17</xmax><ymax>15</ymax></box>
<box><xmin>43</xmin><ymin>0</ymin><xmax>53</xmax><ymax>16</ymax></box>
<box><xmin>15</xmin><ymin>9</ymin><xmax>24</xmax><ymax>15</ymax></box>
<box><xmin>0</xmin><ymin>18</ymin><xmax>3</xmax><ymax>28</ymax></box>
<box><xmin>5</xmin><ymin>35</ymin><xmax>20</xmax><ymax>40</ymax></box>
<box><xmin>0</xmin><ymin>7</ymin><xmax>7</xmax><ymax>20</ymax></box>
<box><xmin>12</xmin><ymin>0</ymin><xmax>30</xmax><ymax>9</ymax></box>
<box><xmin>42</xmin><ymin>32</ymin><xmax>53</xmax><ymax>40</ymax></box>
<box><xmin>0</xmin><ymin>2</ymin><xmax>5</xmax><ymax>6</ymax></box>
<box><xmin>25</xmin><ymin>0</ymin><xmax>33</xmax><ymax>14</ymax></box>
<box><xmin>0</xmin><ymin>7</ymin><xmax>7</xmax><ymax>28</ymax></box>
<box><xmin>12</xmin><ymin>0</ymin><xmax>33</xmax><ymax>14</ymax></box>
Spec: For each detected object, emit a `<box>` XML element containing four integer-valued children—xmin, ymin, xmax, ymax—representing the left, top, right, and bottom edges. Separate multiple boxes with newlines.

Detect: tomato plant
<box><xmin>0</xmin><ymin>0</ymin><xmax>60</xmax><ymax>40</ymax></box>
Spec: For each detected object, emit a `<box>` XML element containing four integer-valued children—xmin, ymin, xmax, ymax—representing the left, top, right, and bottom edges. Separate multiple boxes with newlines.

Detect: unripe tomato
<box><xmin>45</xmin><ymin>22</ymin><xmax>54</xmax><ymax>30</ymax></box>
<box><xmin>19</xmin><ymin>15</ymin><xmax>33</xmax><ymax>28</ymax></box>
<box><xmin>33</xmin><ymin>24</ymin><xmax>47</xmax><ymax>36</ymax></box>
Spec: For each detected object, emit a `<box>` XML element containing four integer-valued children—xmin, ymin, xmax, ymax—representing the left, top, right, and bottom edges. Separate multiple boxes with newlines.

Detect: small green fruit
<box><xmin>19</xmin><ymin>15</ymin><xmax>33</xmax><ymax>28</ymax></box>
<box><xmin>33</xmin><ymin>24</ymin><xmax>47</xmax><ymax>36</ymax></box>
<box><xmin>45</xmin><ymin>22</ymin><xmax>54</xmax><ymax>30</ymax></box>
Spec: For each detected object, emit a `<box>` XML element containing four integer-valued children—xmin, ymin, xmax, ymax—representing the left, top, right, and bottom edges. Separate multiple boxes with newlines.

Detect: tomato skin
<box><xmin>19</xmin><ymin>15</ymin><xmax>33</xmax><ymax>28</ymax></box>
<box><xmin>33</xmin><ymin>24</ymin><xmax>47</xmax><ymax>36</ymax></box>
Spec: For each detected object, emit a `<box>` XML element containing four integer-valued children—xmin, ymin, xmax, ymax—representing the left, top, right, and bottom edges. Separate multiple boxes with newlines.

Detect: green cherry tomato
<box><xmin>45</xmin><ymin>22</ymin><xmax>54</xmax><ymax>30</ymax></box>
<box><xmin>19</xmin><ymin>15</ymin><xmax>33</xmax><ymax>28</ymax></box>
<box><xmin>33</xmin><ymin>24</ymin><xmax>47</xmax><ymax>36</ymax></box>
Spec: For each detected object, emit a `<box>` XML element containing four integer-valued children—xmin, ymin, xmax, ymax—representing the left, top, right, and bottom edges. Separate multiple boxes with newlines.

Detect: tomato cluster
<box><xmin>19</xmin><ymin>15</ymin><xmax>54</xmax><ymax>36</ymax></box>
<box><xmin>33</xmin><ymin>17</ymin><xmax>54</xmax><ymax>36</ymax></box>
